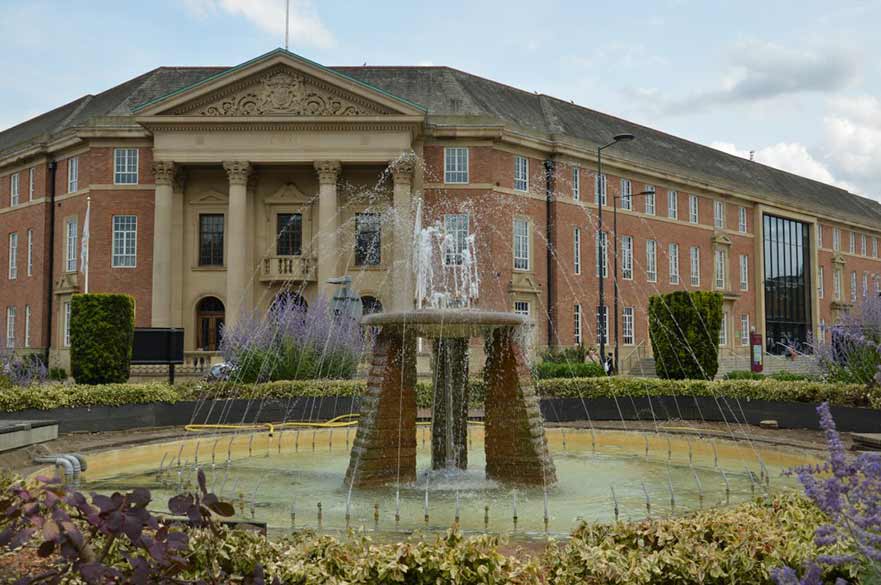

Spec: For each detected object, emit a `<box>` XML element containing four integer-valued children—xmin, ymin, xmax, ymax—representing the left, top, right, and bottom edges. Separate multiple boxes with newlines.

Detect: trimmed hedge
<box><xmin>70</xmin><ymin>294</ymin><xmax>135</xmax><ymax>385</ymax></box>
<box><xmin>1</xmin><ymin>376</ymin><xmax>878</xmax><ymax>412</ymax></box>
<box><xmin>649</xmin><ymin>290</ymin><xmax>723</xmax><ymax>380</ymax></box>
<box><xmin>534</xmin><ymin>361</ymin><xmax>605</xmax><ymax>379</ymax></box>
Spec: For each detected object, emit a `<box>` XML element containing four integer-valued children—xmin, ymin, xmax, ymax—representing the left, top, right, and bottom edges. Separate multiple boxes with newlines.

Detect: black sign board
<box><xmin>132</xmin><ymin>328</ymin><xmax>184</xmax><ymax>365</ymax></box>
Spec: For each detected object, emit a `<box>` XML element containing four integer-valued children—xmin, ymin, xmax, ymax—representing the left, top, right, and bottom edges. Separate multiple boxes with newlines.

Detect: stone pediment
<box><xmin>136</xmin><ymin>50</ymin><xmax>425</xmax><ymax>120</ymax></box>
<box><xmin>832</xmin><ymin>253</ymin><xmax>846</xmax><ymax>265</ymax></box>
<box><xmin>189</xmin><ymin>190</ymin><xmax>228</xmax><ymax>205</ymax></box>
<box><xmin>508</xmin><ymin>272</ymin><xmax>542</xmax><ymax>294</ymax></box>
<box><xmin>712</xmin><ymin>232</ymin><xmax>733</xmax><ymax>247</ymax></box>
<box><xmin>266</xmin><ymin>182</ymin><xmax>307</xmax><ymax>204</ymax></box>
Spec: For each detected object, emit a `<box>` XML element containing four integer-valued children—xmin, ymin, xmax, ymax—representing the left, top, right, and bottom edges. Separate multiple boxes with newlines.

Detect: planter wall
<box><xmin>6</xmin><ymin>396</ymin><xmax>879</xmax><ymax>434</ymax></box>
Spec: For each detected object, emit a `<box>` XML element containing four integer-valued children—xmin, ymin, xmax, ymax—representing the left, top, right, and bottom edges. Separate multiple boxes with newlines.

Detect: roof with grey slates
<box><xmin>1</xmin><ymin>62</ymin><xmax>879</xmax><ymax>226</ymax></box>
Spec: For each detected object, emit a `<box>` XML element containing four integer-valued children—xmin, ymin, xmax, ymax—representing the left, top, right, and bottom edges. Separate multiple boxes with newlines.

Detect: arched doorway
<box><xmin>196</xmin><ymin>296</ymin><xmax>225</xmax><ymax>351</ymax></box>
<box><xmin>361</xmin><ymin>296</ymin><xmax>383</xmax><ymax>315</ymax></box>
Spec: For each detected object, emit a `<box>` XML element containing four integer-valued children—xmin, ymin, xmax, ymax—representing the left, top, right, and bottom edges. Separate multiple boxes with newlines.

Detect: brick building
<box><xmin>1</xmin><ymin>49</ymin><xmax>879</xmax><ymax>372</ymax></box>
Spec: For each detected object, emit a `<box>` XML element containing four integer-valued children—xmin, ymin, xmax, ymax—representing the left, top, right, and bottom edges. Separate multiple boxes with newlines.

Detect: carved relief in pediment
<box><xmin>176</xmin><ymin>67</ymin><xmax>390</xmax><ymax>118</ymax></box>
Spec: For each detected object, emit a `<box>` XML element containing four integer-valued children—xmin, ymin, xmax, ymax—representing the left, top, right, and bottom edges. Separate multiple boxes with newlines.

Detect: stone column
<box><xmin>391</xmin><ymin>156</ymin><xmax>416</xmax><ymax>311</ymax></box>
<box><xmin>223</xmin><ymin>161</ymin><xmax>252</xmax><ymax>328</ymax></box>
<box><xmin>170</xmin><ymin>168</ymin><xmax>186</xmax><ymax>328</ymax></box>
<box><xmin>151</xmin><ymin>161</ymin><xmax>175</xmax><ymax>327</ymax></box>
<box><xmin>344</xmin><ymin>326</ymin><xmax>417</xmax><ymax>487</ymax></box>
<box><xmin>430</xmin><ymin>337</ymin><xmax>469</xmax><ymax>470</ymax></box>
<box><xmin>314</xmin><ymin>160</ymin><xmax>341</xmax><ymax>300</ymax></box>
<box><xmin>484</xmin><ymin>326</ymin><xmax>557</xmax><ymax>485</ymax></box>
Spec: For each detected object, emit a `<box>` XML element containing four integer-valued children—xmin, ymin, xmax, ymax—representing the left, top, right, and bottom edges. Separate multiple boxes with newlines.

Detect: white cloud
<box><xmin>711</xmin><ymin>140</ymin><xmax>855</xmax><ymax>191</ymax></box>
<box><xmin>659</xmin><ymin>41</ymin><xmax>857</xmax><ymax>115</ymax></box>
<box><xmin>183</xmin><ymin>0</ymin><xmax>334</xmax><ymax>48</ymax></box>
<box><xmin>823</xmin><ymin>95</ymin><xmax>881</xmax><ymax>188</ymax></box>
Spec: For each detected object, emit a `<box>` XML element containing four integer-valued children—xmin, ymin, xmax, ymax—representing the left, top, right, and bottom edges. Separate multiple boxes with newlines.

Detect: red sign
<box><xmin>750</xmin><ymin>332</ymin><xmax>764</xmax><ymax>373</ymax></box>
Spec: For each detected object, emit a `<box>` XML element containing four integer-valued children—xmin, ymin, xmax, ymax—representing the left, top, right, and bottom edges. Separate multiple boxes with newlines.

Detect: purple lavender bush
<box><xmin>815</xmin><ymin>296</ymin><xmax>881</xmax><ymax>386</ymax></box>
<box><xmin>0</xmin><ymin>347</ymin><xmax>47</xmax><ymax>387</ymax></box>
<box><xmin>220</xmin><ymin>294</ymin><xmax>364</xmax><ymax>382</ymax></box>
<box><xmin>771</xmin><ymin>402</ymin><xmax>881</xmax><ymax>584</ymax></box>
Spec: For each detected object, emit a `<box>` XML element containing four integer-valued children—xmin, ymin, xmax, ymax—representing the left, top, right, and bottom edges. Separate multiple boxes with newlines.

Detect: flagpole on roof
<box><xmin>284</xmin><ymin>0</ymin><xmax>290</xmax><ymax>50</ymax></box>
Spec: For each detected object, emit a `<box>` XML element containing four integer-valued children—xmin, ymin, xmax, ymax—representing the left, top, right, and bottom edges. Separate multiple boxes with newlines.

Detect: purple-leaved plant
<box><xmin>815</xmin><ymin>296</ymin><xmax>881</xmax><ymax>386</ymax></box>
<box><xmin>771</xmin><ymin>402</ymin><xmax>881</xmax><ymax>585</ymax></box>
<box><xmin>0</xmin><ymin>347</ymin><xmax>47</xmax><ymax>387</ymax></box>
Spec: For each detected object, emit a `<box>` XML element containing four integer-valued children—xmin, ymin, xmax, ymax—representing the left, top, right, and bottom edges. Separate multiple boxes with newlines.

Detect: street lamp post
<box><xmin>597</xmin><ymin>133</ymin><xmax>634</xmax><ymax>374</ymax></box>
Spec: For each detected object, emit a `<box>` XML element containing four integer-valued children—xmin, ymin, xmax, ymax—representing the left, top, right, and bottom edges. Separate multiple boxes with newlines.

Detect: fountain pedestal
<box><xmin>344</xmin><ymin>310</ymin><xmax>556</xmax><ymax>488</ymax></box>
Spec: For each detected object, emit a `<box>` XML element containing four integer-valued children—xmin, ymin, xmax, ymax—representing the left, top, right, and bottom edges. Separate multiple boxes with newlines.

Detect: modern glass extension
<box><xmin>763</xmin><ymin>214</ymin><xmax>812</xmax><ymax>354</ymax></box>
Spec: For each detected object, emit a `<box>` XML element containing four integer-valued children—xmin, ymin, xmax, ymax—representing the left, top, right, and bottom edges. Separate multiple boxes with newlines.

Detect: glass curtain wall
<box><xmin>763</xmin><ymin>214</ymin><xmax>812</xmax><ymax>354</ymax></box>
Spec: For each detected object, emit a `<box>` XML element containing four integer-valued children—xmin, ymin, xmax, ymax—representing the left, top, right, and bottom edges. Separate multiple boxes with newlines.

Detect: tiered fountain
<box><xmin>344</xmin><ymin>199</ymin><xmax>556</xmax><ymax>489</ymax></box>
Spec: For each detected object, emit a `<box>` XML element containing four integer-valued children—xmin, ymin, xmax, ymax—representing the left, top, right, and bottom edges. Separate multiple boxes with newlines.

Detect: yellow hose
<box><xmin>184</xmin><ymin>414</ymin><xmax>484</xmax><ymax>433</ymax></box>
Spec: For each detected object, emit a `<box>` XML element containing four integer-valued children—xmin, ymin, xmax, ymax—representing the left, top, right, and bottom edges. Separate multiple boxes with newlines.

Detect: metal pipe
<box><xmin>43</xmin><ymin>160</ymin><xmax>57</xmax><ymax>366</ymax></box>
<box><xmin>544</xmin><ymin>158</ymin><xmax>557</xmax><ymax>348</ymax></box>
<box><xmin>33</xmin><ymin>456</ymin><xmax>74</xmax><ymax>481</ymax></box>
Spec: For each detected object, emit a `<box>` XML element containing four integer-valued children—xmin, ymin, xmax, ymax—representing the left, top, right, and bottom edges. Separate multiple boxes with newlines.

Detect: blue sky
<box><xmin>2</xmin><ymin>0</ymin><xmax>880</xmax><ymax>200</ymax></box>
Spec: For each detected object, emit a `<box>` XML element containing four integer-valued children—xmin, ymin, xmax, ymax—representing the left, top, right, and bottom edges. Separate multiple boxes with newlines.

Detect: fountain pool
<box><xmin>65</xmin><ymin>426</ymin><xmax>817</xmax><ymax>540</ymax></box>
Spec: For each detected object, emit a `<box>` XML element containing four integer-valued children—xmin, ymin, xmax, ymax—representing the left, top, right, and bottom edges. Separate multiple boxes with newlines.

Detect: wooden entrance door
<box><xmin>196</xmin><ymin>296</ymin><xmax>225</xmax><ymax>351</ymax></box>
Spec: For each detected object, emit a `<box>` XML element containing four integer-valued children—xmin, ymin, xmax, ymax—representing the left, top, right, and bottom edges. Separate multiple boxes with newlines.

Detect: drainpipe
<box><xmin>544</xmin><ymin>159</ymin><xmax>556</xmax><ymax>348</ymax></box>
<box><xmin>44</xmin><ymin>160</ymin><xmax>57</xmax><ymax>366</ymax></box>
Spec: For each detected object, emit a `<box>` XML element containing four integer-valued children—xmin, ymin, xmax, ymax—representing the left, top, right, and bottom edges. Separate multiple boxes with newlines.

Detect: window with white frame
<box><xmin>67</xmin><ymin>157</ymin><xmax>78</xmax><ymax>193</ymax></box>
<box><xmin>65</xmin><ymin>218</ymin><xmax>77</xmax><ymax>272</ymax></box>
<box><xmin>863</xmin><ymin>272</ymin><xmax>869</xmax><ymax>298</ymax></box>
<box><xmin>817</xmin><ymin>225</ymin><xmax>823</xmax><ymax>248</ymax></box>
<box><xmin>10</xmin><ymin>173</ymin><xmax>19</xmax><ymax>206</ymax></box>
<box><xmin>819</xmin><ymin>319</ymin><xmax>827</xmax><ymax>344</ymax></box>
<box><xmin>818</xmin><ymin>266</ymin><xmax>825</xmax><ymax>299</ymax></box>
<box><xmin>7</xmin><ymin>233</ymin><xmax>17</xmax><ymax>279</ymax></box>
<box><xmin>513</xmin><ymin>300</ymin><xmax>530</xmax><ymax>316</ymax></box>
<box><xmin>833</xmin><ymin>269</ymin><xmax>842</xmax><ymax>301</ymax></box>
<box><xmin>596</xmin><ymin>305</ymin><xmax>609</xmax><ymax>344</ymax></box>
<box><xmin>112</xmin><ymin>215</ymin><xmax>137</xmax><ymax>267</ymax></box>
<box><xmin>5</xmin><ymin>307</ymin><xmax>15</xmax><ymax>348</ymax></box>
<box><xmin>714</xmin><ymin>248</ymin><xmax>727</xmax><ymax>289</ymax></box>
<box><xmin>514</xmin><ymin>156</ymin><xmax>528</xmax><ymax>191</ymax></box>
<box><xmin>572</xmin><ymin>167</ymin><xmax>580</xmax><ymax>200</ymax></box>
<box><xmin>444</xmin><ymin>214</ymin><xmax>468</xmax><ymax>266</ymax></box>
<box><xmin>24</xmin><ymin>305</ymin><xmax>30</xmax><ymax>348</ymax></box>
<box><xmin>620</xmin><ymin>178</ymin><xmax>632</xmax><ymax>210</ymax></box>
<box><xmin>513</xmin><ymin>217</ymin><xmax>530</xmax><ymax>271</ymax></box>
<box><xmin>739</xmin><ymin>255</ymin><xmax>748</xmax><ymax>291</ymax></box>
<box><xmin>851</xmin><ymin>271</ymin><xmax>858</xmax><ymax>302</ymax></box>
<box><xmin>714</xmin><ymin>200</ymin><xmax>725</xmax><ymax>229</ymax></box>
<box><xmin>114</xmin><ymin>148</ymin><xmax>139</xmax><ymax>184</ymax></box>
<box><xmin>876</xmin><ymin>276</ymin><xmax>881</xmax><ymax>295</ymax></box>
<box><xmin>690</xmin><ymin>246</ymin><xmax>700</xmax><ymax>286</ymax></box>
<box><xmin>668</xmin><ymin>243</ymin><xmax>680</xmax><ymax>284</ymax></box>
<box><xmin>573</xmin><ymin>304</ymin><xmax>582</xmax><ymax>345</ymax></box>
<box><xmin>594</xmin><ymin>173</ymin><xmax>607</xmax><ymax>205</ymax></box>
<box><xmin>740</xmin><ymin>314</ymin><xmax>750</xmax><ymax>346</ymax></box>
<box><xmin>63</xmin><ymin>302</ymin><xmax>71</xmax><ymax>347</ymax></box>
<box><xmin>849</xmin><ymin>231</ymin><xmax>856</xmax><ymax>254</ymax></box>
<box><xmin>28</xmin><ymin>167</ymin><xmax>35</xmax><ymax>200</ymax></box>
<box><xmin>667</xmin><ymin>191</ymin><xmax>678</xmax><ymax>219</ymax></box>
<box><xmin>444</xmin><ymin>147</ymin><xmax>469</xmax><ymax>184</ymax></box>
<box><xmin>645</xmin><ymin>185</ymin><xmax>656</xmax><ymax>215</ymax></box>
<box><xmin>646</xmin><ymin>239</ymin><xmax>657</xmax><ymax>282</ymax></box>
<box><xmin>623</xmin><ymin>307</ymin><xmax>635</xmax><ymax>345</ymax></box>
<box><xmin>861</xmin><ymin>234</ymin><xmax>867</xmax><ymax>256</ymax></box>
<box><xmin>719</xmin><ymin>310</ymin><xmax>728</xmax><ymax>346</ymax></box>
<box><xmin>738</xmin><ymin>207</ymin><xmax>747</xmax><ymax>233</ymax></box>
<box><xmin>621</xmin><ymin>235</ymin><xmax>633</xmax><ymax>280</ymax></box>
<box><xmin>874</xmin><ymin>237</ymin><xmax>879</xmax><ymax>258</ymax></box>
<box><xmin>596</xmin><ymin>231</ymin><xmax>608</xmax><ymax>278</ymax></box>
<box><xmin>26</xmin><ymin>229</ymin><xmax>32</xmax><ymax>277</ymax></box>
<box><xmin>573</xmin><ymin>227</ymin><xmax>581</xmax><ymax>274</ymax></box>
<box><xmin>833</xmin><ymin>227</ymin><xmax>841</xmax><ymax>251</ymax></box>
<box><xmin>688</xmin><ymin>194</ymin><xmax>699</xmax><ymax>223</ymax></box>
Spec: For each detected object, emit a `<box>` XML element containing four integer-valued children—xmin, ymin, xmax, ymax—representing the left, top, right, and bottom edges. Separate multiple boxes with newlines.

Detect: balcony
<box><xmin>260</xmin><ymin>255</ymin><xmax>317</xmax><ymax>283</ymax></box>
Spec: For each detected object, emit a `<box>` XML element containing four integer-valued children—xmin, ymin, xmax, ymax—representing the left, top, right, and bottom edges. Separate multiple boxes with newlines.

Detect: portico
<box><xmin>136</xmin><ymin>51</ymin><xmax>425</xmax><ymax>348</ymax></box>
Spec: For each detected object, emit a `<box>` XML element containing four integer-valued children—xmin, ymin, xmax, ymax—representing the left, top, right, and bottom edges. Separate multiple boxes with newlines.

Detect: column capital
<box><xmin>152</xmin><ymin>160</ymin><xmax>176</xmax><ymax>186</ymax></box>
<box><xmin>314</xmin><ymin>160</ymin><xmax>342</xmax><ymax>185</ymax></box>
<box><xmin>391</xmin><ymin>153</ymin><xmax>416</xmax><ymax>186</ymax></box>
<box><xmin>223</xmin><ymin>160</ymin><xmax>252</xmax><ymax>186</ymax></box>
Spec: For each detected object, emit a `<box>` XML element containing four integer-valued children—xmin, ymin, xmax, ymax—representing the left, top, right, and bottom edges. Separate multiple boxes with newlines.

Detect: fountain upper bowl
<box><xmin>361</xmin><ymin>309</ymin><xmax>527</xmax><ymax>338</ymax></box>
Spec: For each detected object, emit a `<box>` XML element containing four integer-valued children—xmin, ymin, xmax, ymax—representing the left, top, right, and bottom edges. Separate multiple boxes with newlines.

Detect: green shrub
<box><xmin>2</xmin><ymin>376</ymin><xmax>878</xmax><ymax>412</ymax></box>
<box><xmin>724</xmin><ymin>370</ymin><xmax>766</xmax><ymax>380</ymax></box>
<box><xmin>70</xmin><ymin>294</ymin><xmax>135</xmax><ymax>385</ymax></box>
<box><xmin>541</xmin><ymin>345</ymin><xmax>590</xmax><ymax>364</ymax></box>
<box><xmin>649</xmin><ymin>291</ymin><xmax>723</xmax><ymax>380</ymax></box>
<box><xmin>48</xmin><ymin>367</ymin><xmax>67</xmax><ymax>381</ymax></box>
<box><xmin>535</xmin><ymin>360</ymin><xmax>605</xmax><ymax>379</ymax></box>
